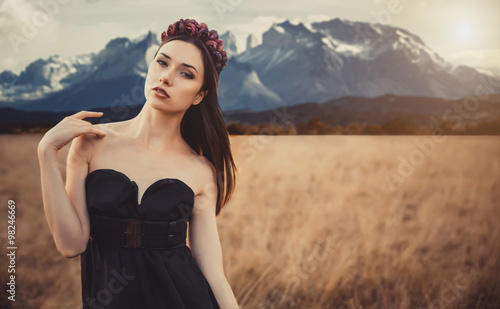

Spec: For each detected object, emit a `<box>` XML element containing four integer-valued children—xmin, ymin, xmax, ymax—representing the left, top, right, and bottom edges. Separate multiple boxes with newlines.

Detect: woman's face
<box><xmin>144</xmin><ymin>39</ymin><xmax>206</xmax><ymax>112</ymax></box>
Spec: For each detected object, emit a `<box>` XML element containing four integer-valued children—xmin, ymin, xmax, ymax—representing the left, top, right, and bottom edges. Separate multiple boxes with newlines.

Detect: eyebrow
<box><xmin>160</xmin><ymin>53</ymin><xmax>198</xmax><ymax>74</ymax></box>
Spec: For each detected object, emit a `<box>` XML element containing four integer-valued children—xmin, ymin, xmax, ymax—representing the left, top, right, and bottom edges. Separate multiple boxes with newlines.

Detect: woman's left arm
<box><xmin>188</xmin><ymin>160</ymin><xmax>240</xmax><ymax>309</ymax></box>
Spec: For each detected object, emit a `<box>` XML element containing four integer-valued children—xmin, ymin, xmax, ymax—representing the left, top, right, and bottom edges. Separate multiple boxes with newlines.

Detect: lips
<box><xmin>152</xmin><ymin>86</ymin><xmax>169</xmax><ymax>98</ymax></box>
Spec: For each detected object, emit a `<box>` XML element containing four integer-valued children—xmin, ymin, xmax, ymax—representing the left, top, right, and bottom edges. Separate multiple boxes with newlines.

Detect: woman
<box><xmin>37</xmin><ymin>18</ymin><xmax>239</xmax><ymax>308</ymax></box>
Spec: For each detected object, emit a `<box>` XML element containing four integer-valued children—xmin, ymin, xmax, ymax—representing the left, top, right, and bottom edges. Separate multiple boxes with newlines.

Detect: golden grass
<box><xmin>0</xmin><ymin>134</ymin><xmax>499</xmax><ymax>308</ymax></box>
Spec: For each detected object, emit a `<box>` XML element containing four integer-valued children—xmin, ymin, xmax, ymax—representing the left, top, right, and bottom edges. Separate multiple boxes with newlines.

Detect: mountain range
<box><xmin>1</xmin><ymin>17</ymin><xmax>499</xmax><ymax>115</ymax></box>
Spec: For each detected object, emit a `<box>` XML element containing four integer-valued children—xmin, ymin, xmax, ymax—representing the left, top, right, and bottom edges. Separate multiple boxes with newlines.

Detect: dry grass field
<box><xmin>0</xmin><ymin>134</ymin><xmax>499</xmax><ymax>308</ymax></box>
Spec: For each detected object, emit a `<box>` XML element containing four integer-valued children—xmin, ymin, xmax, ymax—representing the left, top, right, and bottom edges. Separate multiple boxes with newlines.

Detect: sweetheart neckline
<box><xmin>86</xmin><ymin>168</ymin><xmax>195</xmax><ymax>206</ymax></box>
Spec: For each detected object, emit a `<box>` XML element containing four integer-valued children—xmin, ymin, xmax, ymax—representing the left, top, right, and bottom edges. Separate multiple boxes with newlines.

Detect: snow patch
<box><xmin>335</xmin><ymin>43</ymin><xmax>363</xmax><ymax>57</ymax></box>
<box><xmin>321</xmin><ymin>37</ymin><xmax>337</xmax><ymax>50</ymax></box>
<box><xmin>273</xmin><ymin>24</ymin><xmax>286</xmax><ymax>34</ymax></box>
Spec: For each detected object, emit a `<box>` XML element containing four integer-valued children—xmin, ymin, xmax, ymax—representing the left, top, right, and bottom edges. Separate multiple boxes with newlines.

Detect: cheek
<box><xmin>182</xmin><ymin>83</ymin><xmax>203</xmax><ymax>100</ymax></box>
<box><xmin>144</xmin><ymin>67</ymin><xmax>156</xmax><ymax>96</ymax></box>
<box><xmin>146</xmin><ymin>65</ymin><xmax>157</xmax><ymax>82</ymax></box>
<box><xmin>145</xmin><ymin>66</ymin><xmax>159</xmax><ymax>88</ymax></box>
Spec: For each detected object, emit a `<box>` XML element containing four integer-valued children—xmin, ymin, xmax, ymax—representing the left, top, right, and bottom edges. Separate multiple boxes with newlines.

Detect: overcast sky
<box><xmin>1</xmin><ymin>0</ymin><xmax>499</xmax><ymax>74</ymax></box>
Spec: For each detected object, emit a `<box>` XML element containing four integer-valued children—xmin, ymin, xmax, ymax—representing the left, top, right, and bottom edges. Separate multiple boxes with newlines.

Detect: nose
<box><xmin>159</xmin><ymin>67</ymin><xmax>173</xmax><ymax>85</ymax></box>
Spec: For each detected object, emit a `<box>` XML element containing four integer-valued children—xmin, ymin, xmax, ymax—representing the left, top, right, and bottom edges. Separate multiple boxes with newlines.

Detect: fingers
<box><xmin>67</xmin><ymin>111</ymin><xmax>107</xmax><ymax>138</ymax></box>
<box><xmin>72</xmin><ymin>110</ymin><xmax>104</xmax><ymax>120</ymax></box>
<box><xmin>88</xmin><ymin>127</ymin><xmax>107</xmax><ymax>138</ymax></box>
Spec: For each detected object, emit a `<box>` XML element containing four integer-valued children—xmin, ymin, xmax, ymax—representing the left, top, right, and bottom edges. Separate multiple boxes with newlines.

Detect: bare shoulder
<box><xmin>192</xmin><ymin>154</ymin><xmax>217</xmax><ymax>196</ymax></box>
<box><xmin>69</xmin><ymin>124</ymin><xmax>103</xmax><ymax>158</ymax></box>
<box><xmin>93</xmin><ymin>122</ymin><xmax>115</xmax><ymax>136</ymax></box>
<box><xmin>196</xmin><ymin>155</ymin><xmax>216</xmax><ymax>180</ymax></box>
<box><xmin>87</xmin><ymin>122</ymin><xmax>114</xmax><ymax>141</ymax></box>
<box><xmin>69</xmin><ymin>123</ymin><xmax>114</xmax><ymax>163</ymax></box>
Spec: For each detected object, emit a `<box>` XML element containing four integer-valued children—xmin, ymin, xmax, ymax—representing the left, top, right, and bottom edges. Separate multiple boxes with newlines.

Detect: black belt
<box><xmin>89</xmin><ymin>214</ymin><xmax>187</xmax><ymax>249</ymax></box>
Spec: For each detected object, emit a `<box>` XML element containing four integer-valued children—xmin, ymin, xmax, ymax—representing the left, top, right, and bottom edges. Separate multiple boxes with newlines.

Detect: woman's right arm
<box><xmin>37</xmin><ymin>111</ymin><xmax>107</xmax><ymax>258</ymax></box>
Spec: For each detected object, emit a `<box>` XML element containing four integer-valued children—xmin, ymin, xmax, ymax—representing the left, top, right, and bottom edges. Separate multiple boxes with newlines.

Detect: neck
<box><xmin>128</xmin><ymin>105</ymin><xmax>186</xmax><ymax>153</ymax></box>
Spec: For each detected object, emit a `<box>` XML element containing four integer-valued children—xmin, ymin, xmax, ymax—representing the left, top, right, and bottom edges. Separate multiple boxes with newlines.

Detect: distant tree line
<box><xmin>1</xmin><ymin>115</ymin><xmax>500</xmax><ymax>135</ymax></box>
<box><xmin>226</xmin><ymin>114</ymin><xmax>500</xmax><ymax>135</ymax></box>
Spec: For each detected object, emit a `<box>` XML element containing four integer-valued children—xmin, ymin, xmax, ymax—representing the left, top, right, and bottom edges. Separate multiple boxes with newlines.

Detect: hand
<box><xmin>38</xmin><ymin>110</ymin><xmax>107</xmax><ymax>155</ymax></box>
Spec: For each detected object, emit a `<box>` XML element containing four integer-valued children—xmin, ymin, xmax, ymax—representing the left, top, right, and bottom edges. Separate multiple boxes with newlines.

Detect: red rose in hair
<box><xmin>205</xmin><ymin>40</ymin><xmax>217</xmax><ymax>52</ymax></box>
<box><xmin>213</xmin><ymin>51</ymin><xmax>222</xmax><ymax>61</ymax></box>
<box><xmin>185</xmin><ymin>22</ymin><xmax>198</xmax><ymax>37</ymax></box>
<box><xmin>199</xmin><ymin>28</ymin><xmax>209</xmax><ymax>40</ymax></box>
<box><xmin>166</xmin><ymin>24</ymin><xmax>176</xmax><ymax>37</ymax></box>
<box><xmin>209</xmin><ymin>30</ymin><xmax>218</xmax><ymax>40</ymax></box>
<box><xmin>215</xmin><ymin>39</ymin><xmax>224</xmax><ymax>52</ymax></box>
<box><xmin>175</xmin><ymin>19</ymin><xmax>185</xmax><ymax>34</ymax></box>
<box><xmin>160</xmin><ymin>18</ymin><xmax>229</xmax><ymax>74</ymax></box>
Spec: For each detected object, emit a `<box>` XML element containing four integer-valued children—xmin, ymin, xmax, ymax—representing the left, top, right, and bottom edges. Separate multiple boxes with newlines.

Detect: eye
<box><xmin>156</xmin><ymin>59</ymin><xmax>194</xmax><ymax>79</ymax></box>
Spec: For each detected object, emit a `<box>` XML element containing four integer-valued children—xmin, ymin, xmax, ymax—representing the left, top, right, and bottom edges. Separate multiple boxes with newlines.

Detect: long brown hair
<box><xmin>153</xmin><ymin>34</ymin><xmax>237</xmax><ymax>216</ymax></box>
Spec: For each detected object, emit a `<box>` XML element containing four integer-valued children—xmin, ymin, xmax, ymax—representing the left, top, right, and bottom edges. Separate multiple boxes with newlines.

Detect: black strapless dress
<box><xmin>80</xmin><ymin>168</ymin><xmax>220</xmax><ymax>309</ymax></box>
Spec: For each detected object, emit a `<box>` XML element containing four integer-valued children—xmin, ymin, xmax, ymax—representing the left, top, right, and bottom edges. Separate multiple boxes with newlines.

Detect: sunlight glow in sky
<box><xmin>0</xmin><ymin>0</ymin><xmax>499</xmax><ymax>74</ymax></box>
<box><xmin>454</xmin><ymin>22</ymin><xmax>474</xmax><ymax>42</ymax></box>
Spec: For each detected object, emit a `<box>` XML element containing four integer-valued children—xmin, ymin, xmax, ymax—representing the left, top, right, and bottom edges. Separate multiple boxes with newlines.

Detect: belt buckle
<box><xmin>126</xmin><ymin>221</ymin><xmax>142</xmax><ymax>248</ymax></box>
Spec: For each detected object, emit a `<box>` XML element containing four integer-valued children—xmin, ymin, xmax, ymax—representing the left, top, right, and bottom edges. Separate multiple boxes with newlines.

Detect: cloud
<box><xmin>2</xmin><ymin>0</ymin><xmax>499</xmax><ymax>75</ymax></box>
<box><xmin>0</xmin><ymin>0</ymin><xmax>69</xmax><ymax>71</ymax></box>
<box><xmin>307</xmin><ymin>14</ymin><xmax>333</xmax><ymax>22</ymax></box>
<box><xmin>449</xmin><ymin>49</ymin><xmax>500</xmax><ymax>70</ymax></box>
<box><xmin>225</xmin><ymin>15</ymin><xmax>287</xmax><ymax>52</ymax></box>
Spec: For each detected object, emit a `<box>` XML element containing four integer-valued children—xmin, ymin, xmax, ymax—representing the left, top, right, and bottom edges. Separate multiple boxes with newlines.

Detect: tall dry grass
<box><xmin>0</xmin><ymin>134</ymin><xmax>499</xmax><ymax>308</ymax></box>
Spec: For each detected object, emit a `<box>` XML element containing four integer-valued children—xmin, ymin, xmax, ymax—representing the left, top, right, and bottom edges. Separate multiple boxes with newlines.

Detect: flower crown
<box><xmin>161</xmin><ymin>18</ymin><xmax>228</xmax><ymax>75</ymax></box>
